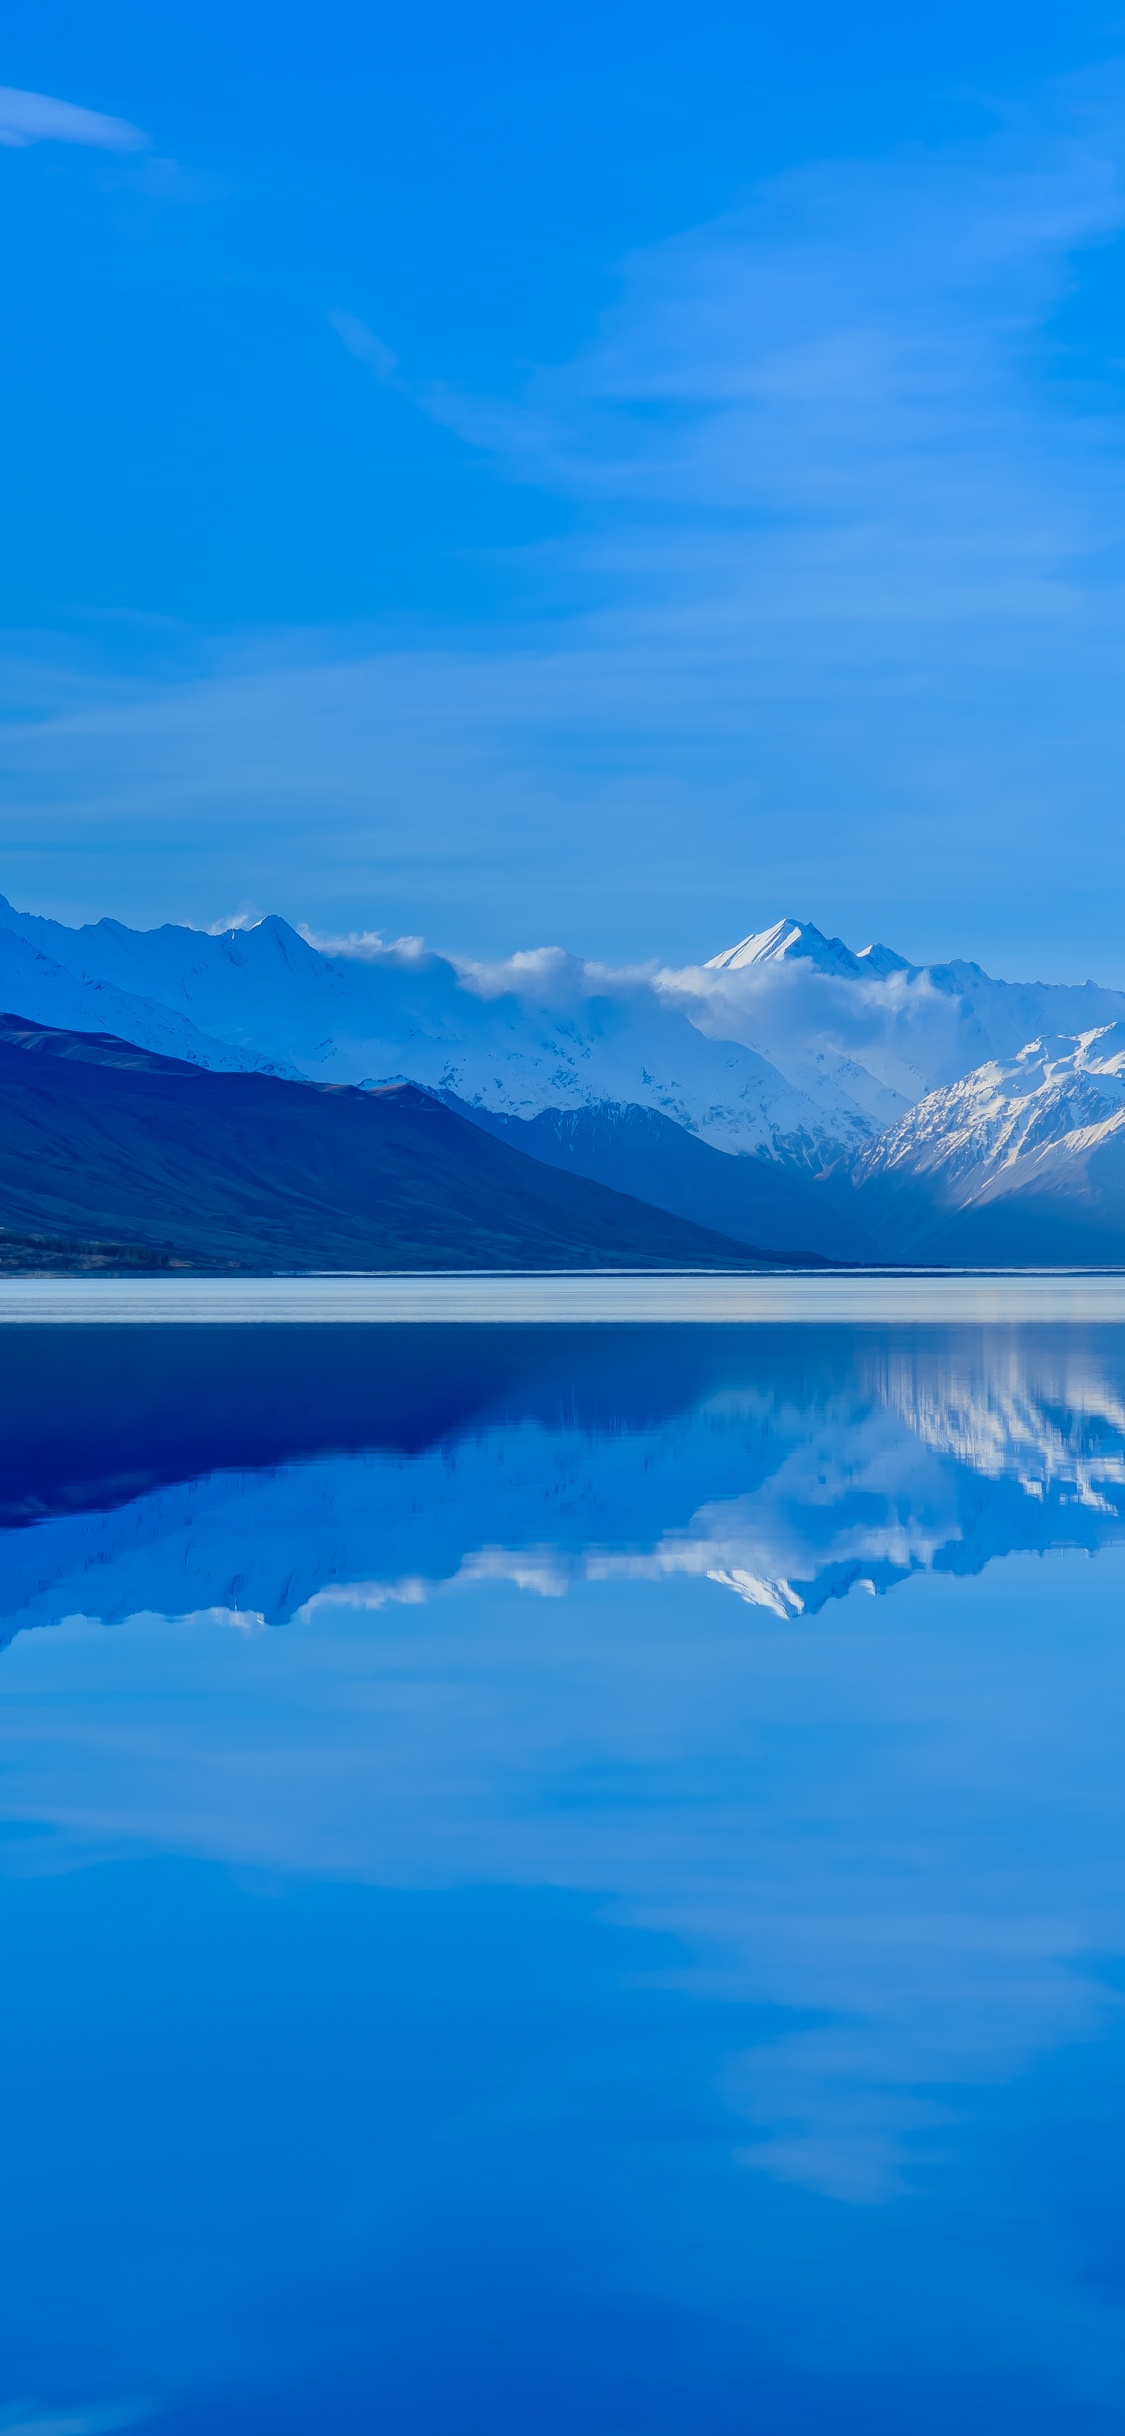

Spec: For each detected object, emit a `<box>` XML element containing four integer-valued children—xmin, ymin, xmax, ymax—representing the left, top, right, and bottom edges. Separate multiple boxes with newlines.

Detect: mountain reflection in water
<box><xmin>3</xmin><ymin>1320</ymin><xmax>1125</xmax><ymax>1636</ymax></box>
<box><xmin>5</xmin><ymin>1321</ymin><xmax>1125</xmax><ymax>2433</ymax></box>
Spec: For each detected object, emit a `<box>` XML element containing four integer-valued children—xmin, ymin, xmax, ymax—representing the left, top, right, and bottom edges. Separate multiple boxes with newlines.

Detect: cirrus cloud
<box><xmin>0</xmin><ymin>86</ymin><xmax>147</xmax><ymax>153</ymax></box>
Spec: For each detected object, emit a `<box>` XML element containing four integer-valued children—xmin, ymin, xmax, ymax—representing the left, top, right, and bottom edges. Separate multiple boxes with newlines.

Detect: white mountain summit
<box><xmin>705</xmin><ymin>916</ymin><xmax>909</xmax><ymax>982</ymax></box>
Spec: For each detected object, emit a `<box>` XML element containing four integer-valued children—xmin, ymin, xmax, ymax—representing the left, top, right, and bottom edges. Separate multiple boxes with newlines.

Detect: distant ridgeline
<box><xmin>0</xmin><ymin>891</ymin><xmax>1124</xmax><ymax>1266</ymax></box>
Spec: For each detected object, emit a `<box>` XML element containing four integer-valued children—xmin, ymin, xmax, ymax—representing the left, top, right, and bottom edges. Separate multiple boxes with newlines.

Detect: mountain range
<box><xmin>0</xmin><ymin>890</ymin><xmax>1123</xmax><ymax>1265</ymax></box>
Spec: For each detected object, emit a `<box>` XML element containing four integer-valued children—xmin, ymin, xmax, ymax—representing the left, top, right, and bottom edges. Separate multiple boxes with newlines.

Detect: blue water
<box><xmin>4</xmin><ymin>1317</ymin><xmax>1125</xmax><ymax>2431</ymax></box>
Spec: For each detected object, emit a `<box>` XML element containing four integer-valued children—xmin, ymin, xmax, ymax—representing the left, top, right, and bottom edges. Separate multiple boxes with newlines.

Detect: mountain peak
<box><xmin>855</xmin><ymin>941</ymin><xmax>914</xmax><ymax>979</ymax></box>
<box><xmin>706</xmin><ymin>919</ymin><xmax>867</xmax><ymax>980</ymax></box>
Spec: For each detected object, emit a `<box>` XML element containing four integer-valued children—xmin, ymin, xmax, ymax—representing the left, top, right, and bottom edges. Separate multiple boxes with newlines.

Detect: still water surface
<box><xmin>4</xmin><ymin>1313</ymin><xmax>1125</xmax><ymax>2430</ymax></box>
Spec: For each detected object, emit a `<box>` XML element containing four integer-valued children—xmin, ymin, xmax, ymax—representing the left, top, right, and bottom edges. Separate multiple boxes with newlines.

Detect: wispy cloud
<box><xmin>0</xmin><ymin>87</ymin><xmax>148</xmax><ymax>153</ymax></box>
<box><xmin>328</xmin><ymin>310</ymin><xmax>398</xmax><ymax>381</ymax></box>
<box><xmin>435</xmin><ymin>97</ymin><xmax>1125</xmax><ymax>615</ymax></box>
<box><xmin>6</xmin><ymin>82</ymin><xmax>1125</xmax><ymax>969</ymax></box>
<box><xmin>203</xmin><ymin>907</ymin><xmax>264</xmax><ymax>935</ymax></box>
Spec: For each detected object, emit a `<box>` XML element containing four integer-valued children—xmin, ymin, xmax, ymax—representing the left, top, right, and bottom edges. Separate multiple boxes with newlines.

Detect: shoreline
<box><xmin>2</xmin><ymin>1269</ymin><xmax>1125</xmax><ymax>1322</ymax></box>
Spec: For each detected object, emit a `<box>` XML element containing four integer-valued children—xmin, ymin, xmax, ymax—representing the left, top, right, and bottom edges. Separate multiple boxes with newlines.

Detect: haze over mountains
<box><xmin>2</xmin><ymin>890</ymin><xmax>1125</xmax><ymax>1264</ymax></box>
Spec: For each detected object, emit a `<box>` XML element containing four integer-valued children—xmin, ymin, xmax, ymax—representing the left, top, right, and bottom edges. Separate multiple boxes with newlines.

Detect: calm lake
<box><xmin>4</xmin><ymin>1290</ymin><xmax>1125</xmax><ymax>2430</ymax></box>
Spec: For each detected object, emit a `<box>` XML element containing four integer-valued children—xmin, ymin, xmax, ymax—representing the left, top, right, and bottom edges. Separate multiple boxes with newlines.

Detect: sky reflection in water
<box><xmin>2</xmin><ymin>1320</ymin><xmax>1125</xmax><ymax>2432</ymax></box>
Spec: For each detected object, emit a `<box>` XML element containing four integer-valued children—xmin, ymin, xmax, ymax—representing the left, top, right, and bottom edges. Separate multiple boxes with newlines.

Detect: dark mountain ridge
<box><xmin>0</xmin><ymin>1012</ymin><xmax>803</xmax><ymax>1274</ymax></box>
<box><xmin>450</xmin><ymin>1095</ymin><xmax>873</xmax><ymax>1262</ymax></box>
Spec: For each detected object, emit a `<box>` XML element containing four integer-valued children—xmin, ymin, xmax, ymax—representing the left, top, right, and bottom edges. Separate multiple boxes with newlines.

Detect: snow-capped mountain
<box><xmin>853</xmin><ymin>1027</ymin><xmax>1125</xmax><ymax>1196</ymax></box>
<box><xmin>0</xmin><ymin>923</ymin><xmax>284</xmax><ymax>1074</ymax></box>
<box><xmin>0</xmin><ymin>895</ymin><xmax>893</xmax><ymax>1169</ymax></box>
<box><xmin>5</xmin><ymin>888</ymin><xmax>1125</xmax><ymax>1255</ymax></box>
<box><xmin>706</xmin><ymin>916</ymin><xmax>909</xmax><ymax>982</ymax></box>
<box><xmin>844</xmin><ymin>1026</ymin><xmax>1125</xmax><ymax>1261</ymax></box>
<box><xmin>8</xmin><ymin>892</ymin><xmax>1122</xmax><ymax>1166</ymax></box>
<box><xmin>686</xmin><ymin>916</ymin><xmax>1125</xmax><ymax>1108</ymax></box>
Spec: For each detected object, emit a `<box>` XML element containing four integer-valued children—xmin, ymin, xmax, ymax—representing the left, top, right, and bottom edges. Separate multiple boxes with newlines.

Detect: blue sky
<box><xmin>3</xmin><ymin>0</ymin><xmax>1125</xmax><ymax>972</ymax></box>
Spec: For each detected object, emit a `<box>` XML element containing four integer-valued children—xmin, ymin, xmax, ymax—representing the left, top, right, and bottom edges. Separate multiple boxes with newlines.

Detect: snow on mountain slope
<box><xmin>693</xmin><ymin>920</ymin><xmax>916</xmax><ymax>1116</ymax></box>
<box><xmin>838</xmin><ymin>1026</ymin><xmax>1125</xmax><ymax>1260</ymax></box>
<box><xmin>0</xmin><ymin>922</ymin><xmax>289</xmax><ymax>1075</ymax></box>
<box><xmin>673</xmin><ymin>915</ymin><xmax>1125</xmax><ymax>1114</ymax></box>
<box><xmin>705</xmin><ymin>914</ymin><xmax>1125</xmax><ymax>1047</ymax></box>
<box><xmin>706</xmin><ymin>918</ymin><xmax>874</xmax><ymax>980</ymax></box>
<box><xmin>850</xmin><ymin>1027</ymin><xmax>1125</xmax><ymax>1204</ymax></box>
<box><xmin>0</xmin><ymin>896</ymin><xmax>881</xmax><ymax>1168</ymax></box>
<box><xmin>7</xmin><ymin>889</ymin><xmax>1125</xmax><ymax>1201</ymax></box>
